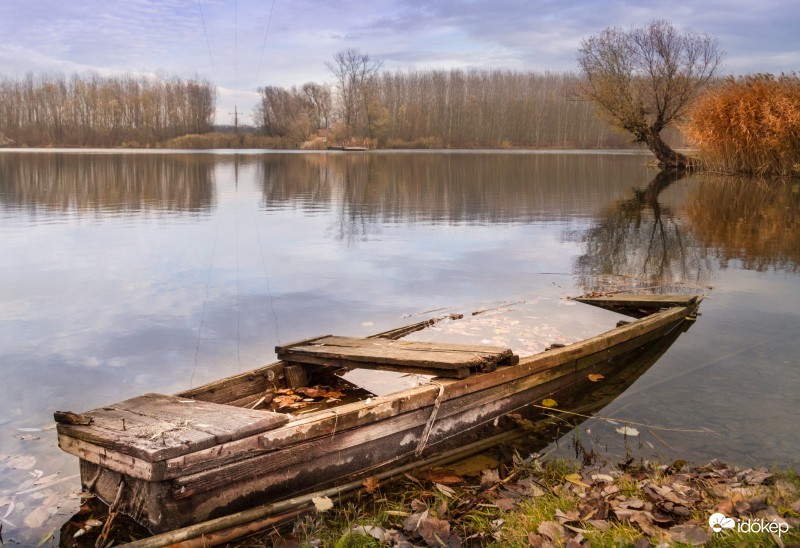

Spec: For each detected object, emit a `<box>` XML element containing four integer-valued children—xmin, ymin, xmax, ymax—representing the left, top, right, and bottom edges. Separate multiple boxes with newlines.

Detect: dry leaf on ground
<box><xmin>417</xmin><ymin>515</ymin><xmax>452</xmax><ymax>547</ymax></box>
<box><xmin>421</xmin><ymin>470</ymin><xmax>464</xmax><ymax>485</ymax></box>
<box><xmin>564</xmin><ymin>473</ymin><xmax>591</xmax><ymax>489</ymax></box>
<box><xmin>312</xmin><ymin>496</ymin><xmax>334</xmax><ymax>512</ymax></box>
<box><xmin>537</xmin><ymin>520</ymin><xmax>565</xmax><ymax>543</ymax></box>
<box><xmin>363</xmin><ymin>476</ymin><xmax>380</xmax><ymax>493</ymax></box>
<box><xmin>480</xmin><ymin>468</ymin><xmax>501</xmax><ymax>489</ymax></box>
<box><xmin>494</xmin><ymin>498</ymin><xmax>517</xmax><ymax>511</ymax></box>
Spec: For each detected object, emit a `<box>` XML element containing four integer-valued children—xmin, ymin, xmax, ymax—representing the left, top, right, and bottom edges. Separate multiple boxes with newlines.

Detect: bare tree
<box><xmin>254</xmin><ymin>85</ymin><xmax>314</xmax><ymax>141</ymax></box>
<box><xmin>577</xmin><ymin>20</ymin><xmax>723</xmax><ymax>169</ymax></box>
<box><xmin>325</xmin><ymin>49</ymin><xmax>382</xmax><ymax>142</ymax></box>
<box><xmin>301</xmin><ymin>82</ymin><xmax>332</xmax><ymax>131</ymax></box>
<box><xmin>0</xmin><ymin>72</ymin><xmax>215</xmax><ymax>147</ymax></box>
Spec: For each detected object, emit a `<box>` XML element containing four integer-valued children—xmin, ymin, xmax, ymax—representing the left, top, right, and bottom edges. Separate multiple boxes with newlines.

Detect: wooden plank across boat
<box><xmin>55</xmin><ymin>293</ymin><xmax>703</xmax><ymax>533</ymax></box>
<box><xmin>277</xmin><ymin>335</ymin><xmax>518</xmax><ymax>378</ymax></box>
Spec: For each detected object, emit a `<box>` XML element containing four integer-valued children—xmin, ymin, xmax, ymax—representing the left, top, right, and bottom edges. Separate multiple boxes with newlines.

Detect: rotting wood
<box><xmin>123</xmin><ymin>429</ymin><xmax>524</xmax><ymax>548</ymax></box>
<box><xmin>180</xmin><ymin>363</ymin><xmax>285</xmax><ymax>404</ymax></box>
<box><xmin>165</xmin><ymin>431</ymin><xmax>271</xmax><ymax>477</ymax></box>
<box><xmin>58</xmin><ymin>434</ymin><xmax>165</xmax><ymax>481</ymax></box>
<box><xmin>577</xmin><ymin>293</ymin><xmax>698</xmax><ymax>305</ymax></box>
<box><xmin>574</xmin><ymin>294</ymin><xmax>700</xmax><ymax>318</ymax></box>
<box><xmin>56</xmin><ymin>405</ymin><xmax>212</xmax><ymax>463</ymax></box>
<box><xmin>368</xmin><ymin>318</ymin><xmax>441</xmax><ymax>339</ymax></box>
<box><xmin>277</xmin><ymin>335</ymin><xmax>515</xmax><ymax>376</ymax></box>
<box><xmin>181</xmin><ymin>318</ymin><xmax>442</xmax><ymax>405</ymax></box>
<box><xmin>138</xmin><ymin>375</ymin><xmax>581</xmax><ymax>527</ymax></box>
<box><xmin>54</xmin><ymin>410</ymin><xmax>94</xmax><ymax>425</ymax></box>
<box><xmin>56</xmin><ymin>393</ymin><xmax>289</xmax><ymax>464</ymax></box>
<box><xmin>277</xmin><ymin>353</ymin><xmax>472</xmax><ymax>378</ymax></box>
<box><xmin>112</xmin><ymin>393</ymin><xmax>288</xmax><ymax>444</ymax></box>
<box><xmin>169</xmin><ymin>307</ymin><xmax>690</xmax><ymax>477</ymax></box>
<box><xmin>281</xmin><ymin>335</ymin><xmax>514</xmax><ymax>364</ymax></box>
<box><xmin>274</xmin><ymin>334</ymin><xmax>333</xmax><ymax>354</ymax></box>
<box><xmin>169</xmin><ymin>343</ymin><xmax>647</xmax><ymax>492</ymax></box>
<box><xmin>282</xmin><ymin>363</ymin><xmax>309</xmax><ymax>388</ymax></box>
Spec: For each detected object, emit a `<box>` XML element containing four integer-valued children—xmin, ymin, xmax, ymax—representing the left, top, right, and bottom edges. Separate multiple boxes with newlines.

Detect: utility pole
<box><xmin>229</xmin><ymin>106</ymin><xmax>239</xmax><ymax>134</ymax></box>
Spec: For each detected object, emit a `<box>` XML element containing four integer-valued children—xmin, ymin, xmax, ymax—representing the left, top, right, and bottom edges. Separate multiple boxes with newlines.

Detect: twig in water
<box><xmin>402</xmin><ymin>307</ymin><xmax>450</xmax><ymax>318</ymax></box>
<box><xmin>647</xmin><ymin>428</ymin><xmax>676</xmax><ymax>451</ymax></box>
<box><xmin>472</xmin><ymin>301</ymin><xmax>525</xmax><ymax>316</ymax></box>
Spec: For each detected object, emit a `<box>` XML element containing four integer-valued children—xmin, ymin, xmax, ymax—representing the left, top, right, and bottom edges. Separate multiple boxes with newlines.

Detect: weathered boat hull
<box><xmin>60</xmin><ymin>297</ymin><xmax>701</xmax><ymax>533</ymax></box>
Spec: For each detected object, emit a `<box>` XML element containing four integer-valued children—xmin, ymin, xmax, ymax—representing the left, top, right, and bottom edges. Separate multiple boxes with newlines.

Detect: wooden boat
<box><xmin>55</xmin><ymin>294</ymin><xmax>702</xmax><ymax>533</ymax></box>
<box><xmin>326</xmin><ymin>145</ymin><xmax>368</xmax><ymax>151</ymax></box>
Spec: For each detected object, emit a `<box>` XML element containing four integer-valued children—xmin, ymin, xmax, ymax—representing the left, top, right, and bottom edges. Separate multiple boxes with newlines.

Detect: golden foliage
<box><xmin>684</xmin><ymin>74</ymin><xmax>800</xmax><ymax>176</ymax></box>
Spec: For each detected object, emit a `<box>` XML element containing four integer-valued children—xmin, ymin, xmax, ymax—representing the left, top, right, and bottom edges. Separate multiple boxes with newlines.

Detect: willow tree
<box><xmin>577</xmin><ymin>20</ymin><xmax>723</xmax><ymax>169</ymax></box>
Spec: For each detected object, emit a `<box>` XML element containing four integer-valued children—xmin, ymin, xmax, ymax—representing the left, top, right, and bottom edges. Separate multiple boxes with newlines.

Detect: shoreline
<box><xmin>247</xmin><ymin>454</ymin><xmax>799</xmax><ymax>547</ymax></box>
<box><xmin>56</xmin><ymin>452</ymin><xmax>800</xmax><ymax>547</ymax></box>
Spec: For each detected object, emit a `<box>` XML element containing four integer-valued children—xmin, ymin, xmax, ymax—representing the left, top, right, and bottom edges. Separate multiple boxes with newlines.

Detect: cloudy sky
<box><xmin>1</xmin><ymin>0</ymin><xmax>798</xmax><ymax>124</ymax></box>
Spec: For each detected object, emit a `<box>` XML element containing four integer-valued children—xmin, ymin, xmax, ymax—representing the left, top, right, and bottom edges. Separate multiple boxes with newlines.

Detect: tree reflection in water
<box><xmin>685</xmin><ymin>176</ymin><xmax>800</xmax><ymax>273</ymax></box>
<box><xmin>0</xmin><ymin>152</ymin><xmax>216</xmax><ymax>215</ymax></box>
<box><xmin>568</xmin><ymin>170</ymin><xmax>713</xmax><ymax>293</ymax></box>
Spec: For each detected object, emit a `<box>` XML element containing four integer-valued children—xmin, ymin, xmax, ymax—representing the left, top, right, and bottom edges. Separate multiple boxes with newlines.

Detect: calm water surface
<box><xmin>1</xmin><ymin>150</ymin><xmax>798</xmax><ymax>542</ymax></box>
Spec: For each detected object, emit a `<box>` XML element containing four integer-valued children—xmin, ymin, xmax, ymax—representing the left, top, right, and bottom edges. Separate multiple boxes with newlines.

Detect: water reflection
<box><xmin>568</xmin><ymin>170</ymin><xmax>713</xmax><ymax>291</ymax></box>
<box><xmin>1</xmin><ymin>151</ymin><xmax>798</xmax><ymax>543</ymax></box>
<box><xmin>686</xmin><ymin>176</ymin><xmax>800</xmax><ymax>272</ymax></box>
<box><xmin>0</xmin><ymin>152</ymin><xmax>216</xmax><ymax>216</ymax></box>
<box><xmin>255</xmin><ymin>152</ymin><xmax>653</xmax><ymax>242</ymax></box>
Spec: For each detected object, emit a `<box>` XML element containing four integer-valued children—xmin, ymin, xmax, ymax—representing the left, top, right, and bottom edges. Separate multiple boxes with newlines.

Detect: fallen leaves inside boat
<box><xmin>267</xmin><ymin>386</ymin><xmax>346</xmax><ymax>411</ymax></box>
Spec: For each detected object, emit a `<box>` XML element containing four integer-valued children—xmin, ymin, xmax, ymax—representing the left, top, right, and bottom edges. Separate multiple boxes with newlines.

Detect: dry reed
<box><xmin>684</xmin><ymin>73</ymin><xmax>800</xmax><ymax>176</ymax></box>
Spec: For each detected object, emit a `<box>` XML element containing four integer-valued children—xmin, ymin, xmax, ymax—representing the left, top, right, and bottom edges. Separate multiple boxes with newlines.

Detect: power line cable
<box><xmin>254</xmin><ymin>0</ymin><xmax>277</xmax><ymax>86</ymax></box>
<box><xmin>234</xmin><ymin>0</ymin><xmax>238</xmax><ymax>118</ymax></box>
<box><xmin>190</xmin><ymin>208</ymin><xmax>222</xmax><ymax>388</ymax></box>
<box><xmin>196</xmin><ymin>0</ymin><xmax>218</xmax><ymax>85</ymax></box>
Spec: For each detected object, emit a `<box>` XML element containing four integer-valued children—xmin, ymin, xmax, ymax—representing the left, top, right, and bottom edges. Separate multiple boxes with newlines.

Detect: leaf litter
<box><xmin>255</xmin><ymin>455</ymin><xmax>800</xmax><ymax>548</ymax></box>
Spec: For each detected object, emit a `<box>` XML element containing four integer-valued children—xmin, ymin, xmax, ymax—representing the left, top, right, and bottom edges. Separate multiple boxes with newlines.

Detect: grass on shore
<box><xmin>251</xmin><ymin>455</ymin><xmax>799</xmax><ymax>547</ymax></box>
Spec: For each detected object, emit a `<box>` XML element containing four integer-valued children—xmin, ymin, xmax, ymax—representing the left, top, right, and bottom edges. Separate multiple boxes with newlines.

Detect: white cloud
<box><xmin>1</xmin><ymin>0</ymin><xmax>798</xmax><ymax>123</ymax></box>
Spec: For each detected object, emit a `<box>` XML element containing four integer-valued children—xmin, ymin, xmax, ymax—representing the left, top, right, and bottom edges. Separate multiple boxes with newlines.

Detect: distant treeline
<box><xmin>256</xmin><ymin>69</ymin><xmax>675</xmax><ymax>149</ymax></box>
<box><xmin>1</xmin><ymin>68</ymin><xmax>687</xmax><ymax>150</ymax></box>
<box><xmin>0</xmin><ymin>73</ymin><xmax>215</xmax><ymax>147</ymax></box>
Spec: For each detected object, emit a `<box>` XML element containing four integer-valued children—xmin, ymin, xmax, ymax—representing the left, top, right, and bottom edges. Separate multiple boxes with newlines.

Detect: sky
<box><xmin>1</xmin><ymin>0</ymin><xmax>798</xmax><ymax>125</ymax></box>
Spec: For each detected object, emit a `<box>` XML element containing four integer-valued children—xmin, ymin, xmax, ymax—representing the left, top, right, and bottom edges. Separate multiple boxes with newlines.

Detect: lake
<box><xmin>1</xmin><ymin>149</ymin><xmax>798</xmax><ymax>543</ymax></box>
